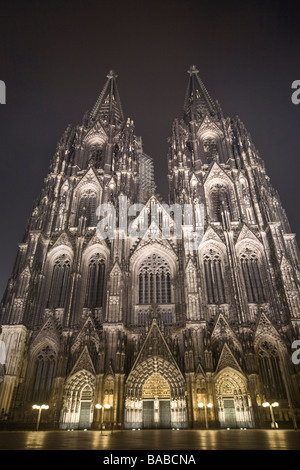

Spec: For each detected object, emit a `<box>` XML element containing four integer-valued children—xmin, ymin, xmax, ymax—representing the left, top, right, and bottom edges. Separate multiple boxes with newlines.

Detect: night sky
<box><xmin>0</xmin><ymin>0</ymin><xmax>299</xmax><ymax>300</ymax></box>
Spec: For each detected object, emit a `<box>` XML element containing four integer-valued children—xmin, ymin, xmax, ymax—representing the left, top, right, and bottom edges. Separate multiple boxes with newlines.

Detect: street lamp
<box><xmin>198</xmin><ymin>402</ymin><xmax>213</xmax><ymax>429</ymax></box>
<box><xmin>263</xmin><ymin>402</ymin><xmax>279</xmax><ymax>428</ymax></box>
<box><xmin>95</xmin><ymin>403</ymin><xmax>111</xmax><ymax>431</ymax></box>
<box><xmin>32</xmin><ymin>404</ymin><xmax>49</xmax><ymax>431</ymax></box>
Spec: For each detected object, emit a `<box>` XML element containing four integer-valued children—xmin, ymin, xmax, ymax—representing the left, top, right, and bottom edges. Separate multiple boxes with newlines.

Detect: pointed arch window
<box><xmin>210</xmin><ymin>184</ymin><xmax>232</xmax><ymax>222</ymax></box>
<box><xmin>110</xmin><ymin>267</ymin><xmax>121</xmax><ymax>296</ymax></box>
<box><xmin>48</xmin><ymin>255</ymin><xmax>71</xmax><ymax>308</ymax></box>
<box><xmin>32</xmin><ymin>346</ymin><xmax>56</xmax><ymax>403</ymax></box>
<box><xmin>88</xmin><ymin>143</ymin><xmax>103</xmax><ymax>167</ymax></box>
<box><xmin>203</xmin><ymin>249</ymin><xmax>226</xmax><ymax>304</ymax></box>
<box><xmin>203</xmin><ymin>137</ymin><xmax>218</xmax><ymax>163</ymax></box>
<box><xmin>138</xmin><ymin>254</ymin><xmax>171</xmax><ymax>305</ymax></box>
<box><xmin>17</xmin><ymin>269</ymin><xmax>30</xmax><ymax>297</ymax></box>
<box><xmin>85</xmin><ymin>254</ymin><xmax>106</xmax><ymax>308</ymax></box>
<box><xmin>257</xmin><ymin>341</ymin><xmax>286</xmax><ymax>399</ymax></box>
<box><xmin>76</xmin><ymin>189</ymin><xmax>97</xmax><ymax>226</ymax></box>
<box><xmin>186</xmin><ymin>262</ymin><xmax>197</xmax><ymax>293</ymax></box>
<box><xmin>240</xmin><ymin>249</ymin><xmax>265</xmax><ymax>303</ymax></box>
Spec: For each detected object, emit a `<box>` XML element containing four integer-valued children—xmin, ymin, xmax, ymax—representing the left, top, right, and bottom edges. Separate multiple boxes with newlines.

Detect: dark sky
<box><xmin>0</xmin><ymin>0</ymin><xmax>299</xmax><ymax>300</ymax></box>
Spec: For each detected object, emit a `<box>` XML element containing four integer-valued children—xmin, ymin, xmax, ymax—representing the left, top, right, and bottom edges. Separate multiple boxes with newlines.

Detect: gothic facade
<box><xmin>0</xmin><ymin>67</ymin><xmax>300</xmax><ymax>430</ymax></box>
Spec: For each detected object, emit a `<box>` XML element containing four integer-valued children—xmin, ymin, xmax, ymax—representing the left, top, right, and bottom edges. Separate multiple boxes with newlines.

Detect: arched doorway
<box><xmin>142</xmin><ymin>373</ymin><xmax>171</xmax><ymax>428</ymax></box>
<box><xmin>124</xmin><ymin>357</ymin><xmax>187</xmax><ymax>429</ymax></box>
<box><xmin>60</xmin><ymin>370</ymin><xmax>95</xmax><ymax>429</ymax></box>
<box><xmin>215</xmin><ymin>367</ymin><xmax>254</xmax><ymax>428</ymax></box>
<box><xmin>78</xmin><ymin>384</ymin><xmax>93</xmax><ymax>429</ymax></box>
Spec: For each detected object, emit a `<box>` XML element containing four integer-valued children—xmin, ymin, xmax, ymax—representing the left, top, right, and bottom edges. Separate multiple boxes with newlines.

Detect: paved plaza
<box><xmin>0</xmin><ymin>429</ymin><xmax>299</xmax><ymax>451</ymax></box>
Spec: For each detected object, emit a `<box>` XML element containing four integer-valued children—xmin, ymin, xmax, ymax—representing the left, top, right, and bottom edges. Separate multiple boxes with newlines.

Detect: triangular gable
<box><xmin>69</xmin><ymin>345</ymin><xmax>96</xmax><ymax>377</ymax></box>
<box><xmin>141</xmin><ymin>219</ymin><xmax>161</xmax><ymax>240</ymax></box>
<box><xmin>195</xmin><ymin>361</ymin><xmax>206</xmax><ymax>378</ymax></box>
<box><xmin>190</xmin><ymin>173</ymin><xmax>200</xmax><ymax>186</ymax></box>
<box><xmin>30</xmin><ymin>316</ymin><xmax>60</xmax><ymax>352</ymax></box>
<box><xmin>110</xmin><ymin>260</ymin><xmax>122</xmax><ymax>275</ymax></box>
<box><xmin>20</xmin><ymin>265</ymin><xmax>31</xmax><ymax>277</ymax></box>
<box><xmin>204</xmin><ymin>162</ymin><xmax>233</xmax><ymax>185</ymax></box>
<box><xmin>215</xmin><ymin>343</ymin><xmax>243</xmax><ymax>374</ymax></box>
<box><xmin>127</xmin><ymin>195</ymin><xmax>183</xmax><ymax>250</ymax></box>
<box><xmin>280</xmin><ymin>254</ymin><xmax>291</xmax><ymax>270</ymax></box>
<box><xmin>129</xmin><ymin>231</ymin><xmax>177</xmax><ymax>262</ymax></box>
<box><xmin>236</xmin><ymin>224</ymin><xmax>261</xmax><ymax>246</ymax></box>
<box><xmin>186</xmin><ymin>257</ymin><xmax>197</xmax><ymax>271</ymax></box>
<box><xmin>104</xmin><ymin>175</ymin><xmax>117</xmax><ymax>189</ymax></box>
<box><xmin>197</xmin><ymin>115</ymin><xmax>223</xmax><ymax>137</ymax></box>
<box><xmin>104</xmin><ymin>362</ymin><xmax>115</xmax><ymax>380</ymax></box>
<box><xmin>254</xmin><ymin>312</ymin><xmax>281</xmax><ymax>342</ymax></box>
<box><xmin>71</xmin><ymin>316</ymin><xmax>100</xmax><ymax>354</ymax></box>
<box><xmin>128</xmin><ymin>195</ymin><xmax>173</xmax><ymax>234</ymax></box>
<box><xmin>201</xmin><ymin>225</ymin><xmax>223</xmax><ymax>245</ymax></box>
<box><xmin>50</xmin><ymin>231</ymin><xmax>73</xmax><ymax>253</ymax></box>
<box><xmin>130</xmin><ymin>320</ymin><xmax>181</xmax><ymax>374</ymax></box>
<box><xmin>212</xmin><ymin>313</ymin><xmax>233</xmax><ymax>338</ymax></box>
<box><xmin>211</xmin><ymin>314</ymin><xmax>241</xmax><ymax>351</ymax></box>
<box><xmin>84</xmin><ymin>120</ymin><xmax>108</xmax><ymax>143</ymax></box>
<box><xmin>74</xmin><ymin>167</ymin><xmax>103</xmax><ymax>192</ymax></box>
<box><xmin>85</xmin><ymin>231</ymin><xmax>109</xmax><ymax>251</ymax></box>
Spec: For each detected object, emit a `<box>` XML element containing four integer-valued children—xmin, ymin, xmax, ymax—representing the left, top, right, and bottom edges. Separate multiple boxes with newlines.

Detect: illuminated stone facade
<box><xmin>0</xmin><ymin>67</ymin><xmax>300</xmax><ymax>430</ymax></box>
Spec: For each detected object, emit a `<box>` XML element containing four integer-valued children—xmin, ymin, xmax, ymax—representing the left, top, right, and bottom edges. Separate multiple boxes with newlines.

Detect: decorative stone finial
<box><xmin>187</xmin><ymin>65</ymin><xmax>199</xmax><ymax>75</ymax></box>
<box><xmin>107</xmin><ymin>70</ymin><xmax>118</xmax><ymax>79</ymax></box>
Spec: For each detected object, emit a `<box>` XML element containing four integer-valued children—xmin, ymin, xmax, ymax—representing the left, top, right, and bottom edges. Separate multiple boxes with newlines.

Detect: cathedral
<box><xmin>0</xmin><ymin>66</ymin><xmax>300</xmax><ymax>431</ymax></box>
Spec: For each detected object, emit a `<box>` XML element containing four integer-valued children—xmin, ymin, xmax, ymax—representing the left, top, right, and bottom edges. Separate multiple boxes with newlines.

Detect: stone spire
<box><xmin>184</xmin><ymin>65</ymin><xmax>216</xmax><ymax>121</ymax></box>
<box><xmin>90</xmin><ymin>70</ymin><xmax>124</xmax><ymax>126</ymax></box>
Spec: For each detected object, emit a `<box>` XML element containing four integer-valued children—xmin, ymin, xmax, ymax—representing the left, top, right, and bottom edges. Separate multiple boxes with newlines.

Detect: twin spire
<box><xmin>90</xmin><ymin>66</ymin><xmax>216</xmax><ymax>125</ymax></box>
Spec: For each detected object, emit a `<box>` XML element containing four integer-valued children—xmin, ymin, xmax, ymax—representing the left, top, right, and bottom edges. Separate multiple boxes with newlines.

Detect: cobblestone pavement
<box><xmin>0</xmin><ymin>429</ymin><xmax>299</xmax><ymax>450</ymax></box>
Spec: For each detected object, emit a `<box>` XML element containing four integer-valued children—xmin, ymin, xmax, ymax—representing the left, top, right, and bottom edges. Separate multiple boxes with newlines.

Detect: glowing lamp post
<box><xmin>32</xmin><ymin>404</ymin><xmax>49</xmax><ymax>431</ymax></box>
<box><xmin>263</xmin><ymin>402</ymin><xmax>279</xmax><ymax>428</ymax></box>
<box><xmin>198</xmin><ymin>402</ymin><xmax>213</xmax><ymax>429</ymax></box>
<box><xmin>95</xmin><ymin>403</ymin><xmax>111</xmax><ymax>431</ymax></box>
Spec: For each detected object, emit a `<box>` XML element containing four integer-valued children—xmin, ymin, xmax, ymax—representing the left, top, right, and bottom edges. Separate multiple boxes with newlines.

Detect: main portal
<box><xmin>142</xmin><ymin>373</ymin><xmax>171</xmax><ymax>428</ymax></box>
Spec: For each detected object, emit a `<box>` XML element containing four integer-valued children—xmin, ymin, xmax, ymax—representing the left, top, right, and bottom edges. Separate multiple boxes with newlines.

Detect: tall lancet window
<box><xmin>77</xmin><ymin>189</ymin><xmax>97</xmax><ymax>227</ymax></box>
<box><xmin>85</xmin><ymin>254</ymin><xmax>106</xmax><ymax>308</ymax></box>
<box><xmin>203</xmin><ymin>137</ymin><xmax>218</xmax><ymax>163</ymax></box>
<box><xmin>240</xmin><ymin>249</ymin><xmax>265</xmax><ymax>303</ymax></box>
<box><xmin>48</xmin><ymin>255</ymin><xmax>71</xmax><ymax>308</ymax></box>
<box><xmin>32</xmin><ymin>346</ymin><xmax>56</xmax><ymax>403</ymax></box>
<box><xmin>89</xmin><ymin>144</ymin><xmax>103</xmax><ymax>167</ymax></box>
<box><xmin>210</xmin><ymin>184</ymin><xmax>232</xmax><ymax>222</ymax></box>
<box><xmin>138</xmin><ymin>254</ymin><xmax>171</xmax><ymax>305</ymax></box>
<box><xmin>257</xmin><ymin>341</ymin><xmax>286</xmax><ymax>399</ymax></box>
<box><xmin>17</xmin><ymin>268</ymin><xmax>30</xmax><ymax>297</ymax></box>
<box><xmin>203</xmin><ymin>249</ymin><xmax>226</xmax><ymax>304</ymax></box>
